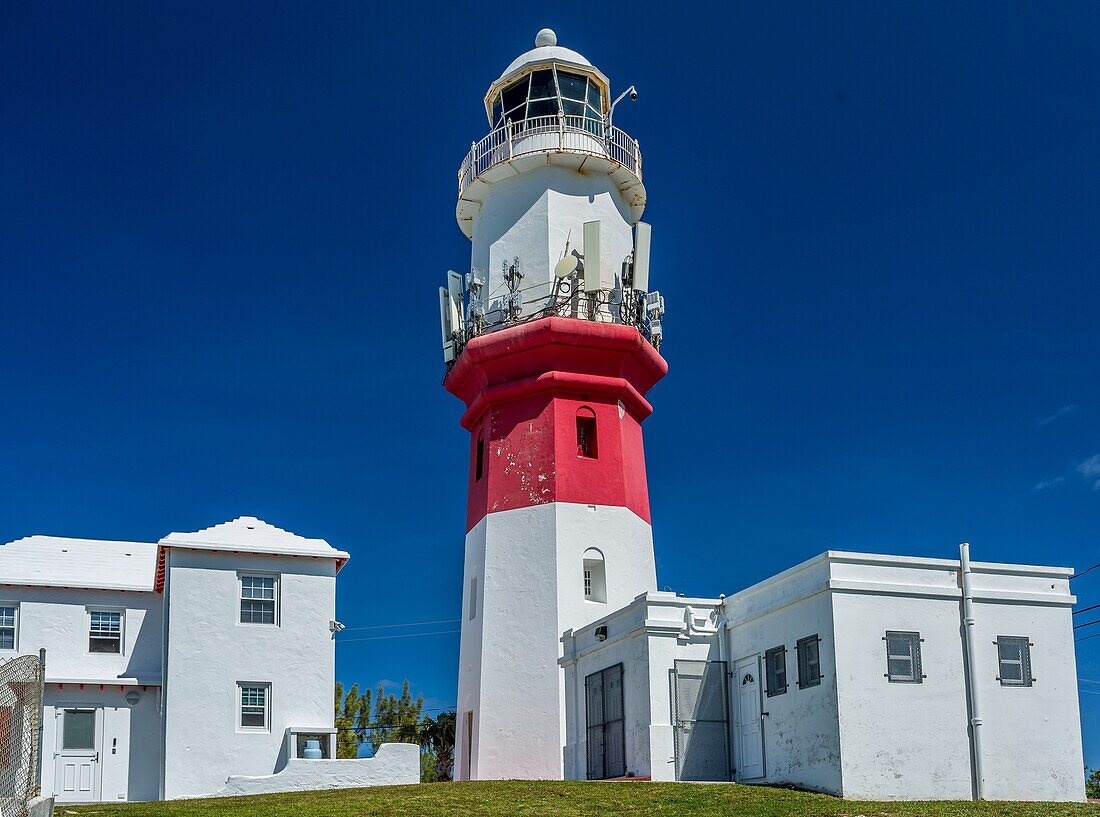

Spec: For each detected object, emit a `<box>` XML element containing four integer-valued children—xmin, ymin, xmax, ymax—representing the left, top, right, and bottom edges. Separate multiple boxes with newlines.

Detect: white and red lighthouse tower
<box><xmin>441</xmin><ymin>29</ymin><xmax>666</xmax><ymax>780</ymax></box>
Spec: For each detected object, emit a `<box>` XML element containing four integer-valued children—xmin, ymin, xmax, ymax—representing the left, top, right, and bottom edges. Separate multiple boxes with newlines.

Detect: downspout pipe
<box><xmin>960</xmin><ymin>542</ymin><xmax>985</xmax><ymax>801</ymax></box>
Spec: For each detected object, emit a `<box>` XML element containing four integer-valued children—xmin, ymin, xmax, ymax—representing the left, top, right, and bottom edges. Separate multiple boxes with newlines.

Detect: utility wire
<box><xmin>1074</xmin><ymin>603</ymin><xmax>1100</xmax><ymax>616</ymax></box>
<box><xmin>337</xmin><ymin>619</ymin><xmax>460</xmax><ymax>633</ymax></box>
<box><xmin>1073</xmin><ymin>618</ymin><xmax>1100</xmax><ymax>630</ymax></box>
<box><xmin>1075</xmin><ymin>631</ymin><xmax>1100</xmax><ymax>644</ymax></box>
<box><xmin>1072</xmin><ymin>562</ymin><xmax>1100</xmax><ymax>581</ymax></box>
<box><xmin>336</xmin><ymin>629</ymin><xmax>460</xmax><ymax>644</ymax></box>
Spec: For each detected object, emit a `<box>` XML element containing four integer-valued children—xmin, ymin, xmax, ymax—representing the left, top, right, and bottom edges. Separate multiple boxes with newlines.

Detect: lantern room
<box><xmin>482</xmin><ymin>29</ymin><xmax>609</xmax><ymax>128</ymax></box>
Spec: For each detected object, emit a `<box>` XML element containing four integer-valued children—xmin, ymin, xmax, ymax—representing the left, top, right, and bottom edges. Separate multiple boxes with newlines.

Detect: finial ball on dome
<box><xmin>535</xmin><ymin>28</ymin><xmax>557</xmax><ymax>48</ymax></box>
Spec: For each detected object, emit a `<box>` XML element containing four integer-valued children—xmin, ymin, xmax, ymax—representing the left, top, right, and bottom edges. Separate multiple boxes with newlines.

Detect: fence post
<box><xmin>36</xmin><ymin>648</ymin><xmax>45</xmax><ymax>797</ymax></box>
<box><xmin>558</xmin><ymin>112</ymin><xmax>565</xmax><ymax>151</ymax></box>
<box><xmin>507</xmin><ymin>119</ymin><xmax>513</xmax><ymax>159</ymax></box>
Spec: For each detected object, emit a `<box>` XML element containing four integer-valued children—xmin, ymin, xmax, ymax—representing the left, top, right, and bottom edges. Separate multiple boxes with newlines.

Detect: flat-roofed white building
<box><xmin>0</xmin><ymin>516</ymin><xmax>349</xmax><ymax>802</ymax></box>
<box><xmin>560</xmin><ymin>547</ymin><xmax>1085</xmax><ymax>801</ymax></box>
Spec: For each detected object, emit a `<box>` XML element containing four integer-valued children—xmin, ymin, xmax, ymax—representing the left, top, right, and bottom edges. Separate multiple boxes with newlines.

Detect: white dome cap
<box><xmin>494</xmin><ymin>29</ymin><xmax>599</xmax><ymax>84</ymax></box>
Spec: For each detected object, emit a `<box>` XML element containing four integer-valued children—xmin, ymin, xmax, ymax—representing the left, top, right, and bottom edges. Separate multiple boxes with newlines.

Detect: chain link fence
<box><xmin>0</xmin><ymin>653</ymin><xmax>44</xmax><ymax>817</ymax></box>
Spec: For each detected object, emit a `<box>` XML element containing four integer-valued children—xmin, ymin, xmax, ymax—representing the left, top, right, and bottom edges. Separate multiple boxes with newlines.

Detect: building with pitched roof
<box><xmin>0</xmin><ymin>516</ymin><xmax>349</xmax><ymax>801</ymax></box>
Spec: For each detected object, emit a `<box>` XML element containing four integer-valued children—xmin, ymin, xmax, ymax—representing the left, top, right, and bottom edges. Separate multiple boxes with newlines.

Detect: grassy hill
<box><xmin>66</xmin><ymin>781</ymin><xmax>1099</xmax><ymax>817</ymax></box>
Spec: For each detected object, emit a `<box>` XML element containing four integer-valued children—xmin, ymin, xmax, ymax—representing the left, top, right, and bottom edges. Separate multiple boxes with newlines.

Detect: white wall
<box><xmin>42</xmin><ymin>685</ymin><xmax>162</xmax><ymax>802</ymax></box>
<box><xmin>561</xmin><ymin>593</ymin><xmax>719</xmax><ymax>782</ymax></box>
<box><xmin>0</xmin><ymin>586</ymin><xmax>162</xmax><ymax>684</ymax></box>
<box><xmin>161</xmin><ymin>549</ymin><xmax>336</xmax><ymax>799</ymax></box>
<box><xmin>832</xmin><ymin>592</ymin><xmax>972</xmax><ymax>799</ymax></box>
<box><xmin>457</xmin><ymin>502</ymin><xmax>656</xmax><ymax>780</ymax></box>
<box><xmin>470</xmin><ymin>166</ymin><xmax>636</xmax><ymax>322</ymax></box>
<box><xmin>722</xmin><ymin>560</ymin><xmax>843</xmax><ymax>795</ymax></box>
<box><xmin>213</xmin><ymin>743</ymin><xmax>420</xmax><ymax>796</ymax></box>
<box><xmin>828</xmin><ymin>555</ymin><xmax>1083</xmax><ymax>801</ymax></box>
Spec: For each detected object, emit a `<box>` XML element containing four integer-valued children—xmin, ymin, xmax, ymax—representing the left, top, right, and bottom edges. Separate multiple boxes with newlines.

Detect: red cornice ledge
<box><xmin>444</xmin><ymin>317</ymin><xmax>668</xmax><ymax>430</ymax></box>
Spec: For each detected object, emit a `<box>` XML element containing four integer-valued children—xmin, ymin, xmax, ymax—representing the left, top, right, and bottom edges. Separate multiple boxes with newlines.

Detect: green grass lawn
<box><xmin>63</xmin><ymin>780</ymin><xmax>1099</xmax><ymax>817</ymax></box>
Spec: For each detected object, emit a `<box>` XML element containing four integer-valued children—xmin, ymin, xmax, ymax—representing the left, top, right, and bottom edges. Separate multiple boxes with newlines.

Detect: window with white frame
<box><xmin>885</xmin><ymin>631</ymin><xmax>923</xmax><ymax>683</ymax></box>
<box><xmin>239</xmin><ymin>574</ymin><xmax>277</xmax><ymax>625</ymax></box>
<box><xmin>997</xmin><ymin>636</ymin><xmax>1033</xmax><ymax>687</ymax></box>
<box><xmin>0</xmin><ymin>606</ymin><xmax>16</xmax><ymax>651</ymax></box>
<box><xmin>238</xmin><ymin>683</ymin><xmax>270</xmax><ymax>730</ymax></box>
<box><xmin>88</xmin><ymin>609</ymin><xmax>122</xmax><ymax>654</ymax></box>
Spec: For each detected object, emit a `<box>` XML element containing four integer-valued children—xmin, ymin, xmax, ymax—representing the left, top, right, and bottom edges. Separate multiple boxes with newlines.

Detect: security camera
<box><xmin>629</xmin><ymin>89</ymin><xmax>638</xmax><ymax>101</ymax></box>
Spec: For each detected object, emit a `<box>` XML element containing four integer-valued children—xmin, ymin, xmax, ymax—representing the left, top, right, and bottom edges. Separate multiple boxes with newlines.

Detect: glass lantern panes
<box><xmin>240</xmin><ymin>575</ymin><xmax>276</xmax><ymax>624</ymax></box>
<box><xmin>89</xmin><ymin>610</ymin><xmax>122</xmax><ymax>653</ymax></box>
<box><xmin>493</xmin><ymin>68</ymin><xmax>604</xmax><ymax>131</ymax></box>
<box><xmin>0</xmin><ymin>606</ymin><xmax>15</xmax><ymax>650</ymax></box>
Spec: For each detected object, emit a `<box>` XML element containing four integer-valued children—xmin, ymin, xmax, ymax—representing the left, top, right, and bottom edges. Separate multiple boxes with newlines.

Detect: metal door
<box><xmin>54</xmin><ymin>709</ymin><xmax>99</xmax><ymax>802</ymax></box>
<box><xmin>585</xmin><ymin>664</ymin><xmax>625</xmax><ymax>779</ymax></box>
<box><xmin>673</xmin><ymin>660</ymin><xmax>730</xmax><ymax>781</ymax></box>
<box><xmin>734</xmin><ymin>656</ymin><xmax>765</xmax><ymax>780</ymax></box>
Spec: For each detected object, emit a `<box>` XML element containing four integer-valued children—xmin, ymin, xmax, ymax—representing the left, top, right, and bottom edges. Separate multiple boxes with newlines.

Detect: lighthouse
<box><xmin>441</xmin><ymin>29</ymin><xmax>667</xmax><ymax>780</ymax></box>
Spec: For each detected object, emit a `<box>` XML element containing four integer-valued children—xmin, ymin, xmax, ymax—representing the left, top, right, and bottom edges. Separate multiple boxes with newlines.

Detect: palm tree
<box><xmin>420</xmin><ymin>710</ymin><xmax>457</xmax><ymax>782</ymax></box>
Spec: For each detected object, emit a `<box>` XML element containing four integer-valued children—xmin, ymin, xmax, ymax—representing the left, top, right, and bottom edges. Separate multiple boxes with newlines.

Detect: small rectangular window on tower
<box><xmin>475</xmin><ymin>436</ymin><xmax>485</xmax><ymax>481</ymax></box>
<box><xmin>576</xmin><ymin>409</ymin><xmax>598</xmax><ymax>459</ymax></box>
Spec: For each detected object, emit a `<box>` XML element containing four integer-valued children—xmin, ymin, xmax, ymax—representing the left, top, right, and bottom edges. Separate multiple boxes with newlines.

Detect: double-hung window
<box><xmin>997</xmin><ymin>636</ymin><xmax>1033</xmax><ymax>687</ymax></box>
<box><xmin>238</xmin><ymin>683</ymin><xmax>270</xmax><ymax>731</ymax></box>
<box><xmin>885</xmin><ymin>631</ymin><xmax>923</xmax><ymax>683</ymax></box>
<box><xmin>88</xmin><ymin>609</ymin><xmax>122</xmax><ymax>654</ymax></box>
<box><xmin>765</xmin><ymin>645</ymin><xmax>787</xmax><ymax>696</ymax></box>
<box><xmin>239</xmin><ymin>574</ymin><xmax>277</xmax><ymax>625</ymax></box>
<box><xmin>796</xmin><ymin>634</ymin><xmax>822</xmax><ymax>689</ymax></box>
<box><xmin>0</xmin><ymin>606</ymin><xmax>16</xmax><ymax>651</ymax></box>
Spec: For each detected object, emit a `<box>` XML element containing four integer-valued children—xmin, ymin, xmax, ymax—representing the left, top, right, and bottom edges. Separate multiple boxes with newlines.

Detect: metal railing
<box><xmin>458</xmin><ymin>115</ymin><xmax>642</xmax><ymax>196</ymax></box>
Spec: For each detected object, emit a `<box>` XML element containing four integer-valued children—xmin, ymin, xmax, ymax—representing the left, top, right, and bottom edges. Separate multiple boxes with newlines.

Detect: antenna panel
<box><xmin>633</xmin><ymin>222</ymin><xmax>652</xmax><ymax>292</ymax></box>
<box><xmin>447</xmin><ymin>270</ymin><xmax>463</xmax><ymax>305</ymax></box>
<box><xmin>439</xmin><ymin>287</ymin><xmax>456</xmax><ymax>362</ymax></box>
<box><xmin>582</xmin><ymin>221</ymin><xmax>601</xmax><ymax>293</ymax></box>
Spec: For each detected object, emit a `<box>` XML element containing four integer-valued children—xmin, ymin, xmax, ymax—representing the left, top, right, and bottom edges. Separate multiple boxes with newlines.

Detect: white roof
<box><xmin>0</xmin><ymin>516</ymin><xmax>349</xmax><ymax>594</ymax></box>
<box><xmin>158</xmin><ymin>516</ymin><xmax>350</xmax><ymax>564</ymax></box>
<box><xmin>498</xmin><ymin>44</ymin><xmax>594</xmax><ymax>82</ymax></box>
<box><xmin>0</xmin><ymin>535</ymin><xmax>158</xmax><ymax>592</ymax></box>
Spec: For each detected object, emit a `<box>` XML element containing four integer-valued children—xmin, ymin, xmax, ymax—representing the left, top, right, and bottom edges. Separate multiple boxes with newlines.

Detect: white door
<box><xmin>734</xmin><ymin>656</ymin><xmax>765</xmax><ymax>781</ymax></box>
<box><xmin>54</xmin><ymin>709</ymin><xmax>100</xmax><ymax>802</ymax></box>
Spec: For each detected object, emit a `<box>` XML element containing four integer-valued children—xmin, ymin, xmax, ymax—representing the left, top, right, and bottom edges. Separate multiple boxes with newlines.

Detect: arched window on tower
<box><xmin>475</xmin><ymin>434</ymin><xmax>485</xmax><ymax>481</ymax></box>
<box><xmin>583</xmin><ymin>548</ymin><xmax>607</xmax><ymax>603</ymax></box>
<box><xmin>576</xmin><ymin>407</ymin><xmax>598</xmax><ymax>459</ymax></box>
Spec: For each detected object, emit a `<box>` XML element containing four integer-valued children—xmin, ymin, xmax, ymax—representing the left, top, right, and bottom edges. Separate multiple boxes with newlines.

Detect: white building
<box><xmin>442</xmin><ymin>30</ymin><xmax>1086</xmax><ymax>801</ymax></box>
<box><xmin>0</xmin><ymin>516</ymin><xmax>349</xmax><ymax>802</ymax></box>
<box><xmin>561</xmin><ymin>548</ymin><xmax>1085</xmax><ymax>801</ymax></box>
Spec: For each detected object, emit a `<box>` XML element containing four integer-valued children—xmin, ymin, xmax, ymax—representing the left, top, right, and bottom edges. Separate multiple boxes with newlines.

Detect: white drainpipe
<box><xmin>960</xmin><ymin>542</ymin><xmax>985</xmax><ymax>800</ymax></box>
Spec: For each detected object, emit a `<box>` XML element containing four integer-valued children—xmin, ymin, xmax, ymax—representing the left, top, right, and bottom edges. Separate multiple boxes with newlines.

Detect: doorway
<box><xmin>733</xmin><ymin>655</ymin><xmax>765</xmax><ymax>781</ymax></box>
<box><xmin>54</xmin><ymin>708</ymin><xmax>100</xmax><ymax>802</ymax></box>
<box><xmin>672</xmin><ymin>660</ymin><xmax>731</xmax><ymax>781</ymax></box>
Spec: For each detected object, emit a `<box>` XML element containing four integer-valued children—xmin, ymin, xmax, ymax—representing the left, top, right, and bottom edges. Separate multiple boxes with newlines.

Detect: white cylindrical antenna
<box><xmin>632</xmin><ymin>222</ymin><xmax>652</xmax><ymax>292</ymax></box>
<box><xmin>582</xmin><ymin>221</ymin><xmax>601</xmax><ymax>293</ymax></box>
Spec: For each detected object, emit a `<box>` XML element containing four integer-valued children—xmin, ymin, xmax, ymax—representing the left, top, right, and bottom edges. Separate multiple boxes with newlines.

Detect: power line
<box><xmin>1075</xmin><ymin>631</ymin><xmax>1100</xmax><ymax>644</ymax></box>
<box><xmin>336</xmin><ymin>629</ymin><xmax>460</xmax><ymax>644</ymax></box>
<box><xmin>337</xmin><ymin>619</ymin><xmax>461</xmax><ymax>633</ymax></box>
<box><xmin>1075</xmin><ymin>603</ymin><xmax>1100</xmax><ymax>616</ymax></box>
<box><xmin>1072</xmin><ymin>562</ymin><xmax>1100</xmax><ymax>581</ymax></box>
<box><xmin>1073</xmin><ymin>618</ymin><xmax>1100</xmax><ymax>630</ymax></box>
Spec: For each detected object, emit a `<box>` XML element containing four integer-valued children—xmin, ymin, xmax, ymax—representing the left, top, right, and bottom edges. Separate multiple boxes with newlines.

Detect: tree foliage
<box><xmin>420</xmin><ymin>710</ymin><xmax>456</xmax><ymax>782</ymax></box>
<box><xmin>335</xmin><ymin>679</ymin><xmax>455</xmax><ymax>781</ymax></box>
<box><xmin>334</xmin><ymin>682</ymin><xmax>372</xmax><ymax>759</ymax></box>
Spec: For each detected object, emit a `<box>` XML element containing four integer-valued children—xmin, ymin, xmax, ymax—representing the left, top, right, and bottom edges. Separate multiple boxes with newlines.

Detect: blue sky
<box><xmin>3</xmin><ymin>1</ymin><xmax>1099</xmax><ymax>762</ymax></box>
